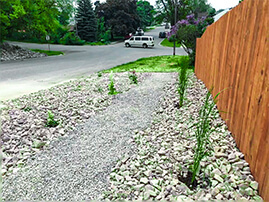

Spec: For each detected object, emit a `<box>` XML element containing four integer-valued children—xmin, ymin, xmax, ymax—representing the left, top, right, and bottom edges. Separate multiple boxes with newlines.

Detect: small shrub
<box><xmin>45</xmin><ymin>110</ymin><xmax>59</xmax><ymax>127</ymax></box>
<box><xmin>190</xmin><ymin>89</ymin><xmax>221</xmax><ymax>184</ymax></box>
<box><xmin>128</xmin><ymin>70</ymin><xmax>138</xmax><ymax>84</ymax></box>
<box><xmin>108</xmin><ymin>72</ymin><xmax>121</xmax><ymax>95</ymax></box>
<box><xmin>59</xmin><ymin>32</ymin><xmax>85</xmax><ymax>45</ymax></box>
<box><xmin>178</xmin><ymin>56</ymin><xmax>189</xmax><ymax>107</ymax></box>
<box><xmin>98</xmin><ymin>72</ymin><xmax>102</xmax><ymax>77</ymax></box>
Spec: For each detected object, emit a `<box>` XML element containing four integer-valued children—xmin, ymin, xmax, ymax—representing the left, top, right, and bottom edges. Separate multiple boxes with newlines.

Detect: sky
<box><xmin>148</xmin><ymin>0</ymin><xmax>239</xmax><ymax>11</ymax></box>
<box><xmin>207</xmin><ymin>0</ymin><xmax>239</xmax><ymax>10</ymax></box>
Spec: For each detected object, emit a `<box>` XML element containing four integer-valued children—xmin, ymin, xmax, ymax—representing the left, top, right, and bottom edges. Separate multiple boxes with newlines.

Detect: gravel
<box><xmin>103</xmin><ymin>73</ymin><xmax>263</xmax><ymax>201</ymax></box>
<box><xmin>1</xmin><ymin>71</ymin><xmax>263</xmax><ymax>201</ymax></box>
<box><xmin>2</xmin><ymin>73</ymin><xmax>176</xmax><ymax>201</ymax></box>
<box><xmin>1</xmin><ymin>72</ymin><xmax>146</xmax><ymax>177</ymax></box>
<box><xmin>0</xmin><ymin>42</ymin><xmax>46</xmax><ymax>61</ymax></box>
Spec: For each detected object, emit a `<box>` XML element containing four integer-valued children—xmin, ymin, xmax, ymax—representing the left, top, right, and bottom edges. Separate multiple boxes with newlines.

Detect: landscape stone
<box><xmin>215</xmin><ymin>152</ymin><xmax>228</xmax><ymax>158</ymax></box>
<box><xmin>140</xmin><ymin>177</ymin><xmax>149</xmax><ymax>184</ymax></box>
<box><xmin>213</xmin><ymin>174</ymin><xmax>224</xmax><ymax>183</ymax></box>
<box><xmin>250</xmin><ymin>181</ymin><xmax>258</xmax><ymax>190</ymax></box>
<box><xmin>244</xmin><ymin>187</ymin><xmax>254</xmax><ymax>196</ymax></box>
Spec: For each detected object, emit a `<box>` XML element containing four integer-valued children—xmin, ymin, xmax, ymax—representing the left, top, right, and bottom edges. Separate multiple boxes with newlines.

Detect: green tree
<box><xmin>137</xmin><ymin>1</ymin><xmax>155</xmax><ymax>29</ymax></box>
<box><xmin>95</xmin><ymin>0</ymin><xmax>140</xmax><ymax>39</ymax></box>
<box><xmin>0</xmin><ymin>0</ymin><xmax>61</xmax><ymax>42</ymax></box>
<box><xmin>155</xmin><ymin>0</ymin><xmax>212</xmax><ymax>26</ymax></box>
<box><xmin>76</xmin><ymin>0</ymin><xmax>97</xmax><ymax>42</ymax></box>
<box><xmin>56</xmin><ymin>0</ymin><xmax>75</xmax><ymax>26</ymax></box>
<box><xmin>155</xmin><ymin>0</ymin><xmax>191</xmax><ymax>25</ymax></box>
<box><xmin>97</xmin><ymin>17</ymin><xmax>110</xmax><ymax>42</ymax></box>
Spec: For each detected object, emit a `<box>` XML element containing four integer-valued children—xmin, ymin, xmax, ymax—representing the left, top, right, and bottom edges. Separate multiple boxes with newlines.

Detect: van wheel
<box><xmin>143</xmin><ymin>44</ymin><xmax>148</xmax><ymax>48</ymax></box>
<box><xmin>125</xmin><ymin>43</ymin><xmax>130</xmax><ymax>47</ymax></box>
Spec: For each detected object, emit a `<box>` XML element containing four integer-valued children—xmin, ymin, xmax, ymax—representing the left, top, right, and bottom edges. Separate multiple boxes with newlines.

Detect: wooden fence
<box><xmin>195</xmin><ymin>0</ymin><xmax>269</xmax><ymax>200</ymax></box>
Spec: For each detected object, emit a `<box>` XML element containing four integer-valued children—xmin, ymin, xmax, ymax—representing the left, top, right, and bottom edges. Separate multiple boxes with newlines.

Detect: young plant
<box><xmin>190</xmin><ymin>89</ymin><xmax>221</xmax><ymax>184</ymax></box>
<box><xmin>108</xmin><ymin>72</ymin><xmax>121</xmax><ymax>95</ymax></box>
<box><xmin>45</xmin><ymin>110</ymin><xmax>59</xmax><ymax>127</ymax></box>
<box><xmin>22</xmin><ymin>106</ymin><xmax>32</xmax><ymax>112</ymax></box>
<box><xmin>98</xmin><ymin>72</ymin><xmax>102</xmax><ymax>77</ymax></box>
<box><xmin>128</xmin><ymin>70</ymin><xmax>138</xmax><ymax>84</ymax></box>
<box><xmin>178</xmin><ymin>56</ymin><xmax>189</xmax><ymax>107</ymax></box>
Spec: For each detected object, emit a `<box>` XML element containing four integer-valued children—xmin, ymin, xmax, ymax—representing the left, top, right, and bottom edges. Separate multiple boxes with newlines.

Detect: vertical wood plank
<box><xmin>195</xmin><ymin>0</ymin><xmax>269</xmax><ymax>200</ymax></box>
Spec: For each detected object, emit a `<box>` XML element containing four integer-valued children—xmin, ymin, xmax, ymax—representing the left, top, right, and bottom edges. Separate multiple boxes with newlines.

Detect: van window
<box><xmin>130</xmin><ymin>37</ymin><xmax>134</xmax><ymax>41</ymax></box>
<box><xmin>142</xmin><ymin>37</ymin><xmax>148</xmax><ymax>41</ymax></box>
<box><xmin>135</xmin><ymin>37</ymin><xmax>141</xmax><ymax>41</ymax></box>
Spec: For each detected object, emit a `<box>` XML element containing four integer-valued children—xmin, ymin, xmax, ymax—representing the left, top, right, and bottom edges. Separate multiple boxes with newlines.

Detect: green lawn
<box><xmin>160</xmin><ymin>38</ymin><xmax>181</xmax><ymax>48</ymax></box>
<box><xmin>145</xmin><ymin>27</ymin><xmax>155</xmax><ymax>32</ymax></box>
<box><xmin>31</xmin><ymin>49</ymin><xmax>64</xmax><ymax>56</ymax></box>
<box><xmin>101</xmin><ymin>55</ymin><xmax>192</xmax><ymax>73</ymax></box>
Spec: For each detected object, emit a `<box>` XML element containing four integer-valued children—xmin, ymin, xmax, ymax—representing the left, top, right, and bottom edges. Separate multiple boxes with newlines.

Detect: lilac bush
<box><xmin>167</xmin><ymin>14</ymin><xmax>210</xmax><ymax>66</ymax></box>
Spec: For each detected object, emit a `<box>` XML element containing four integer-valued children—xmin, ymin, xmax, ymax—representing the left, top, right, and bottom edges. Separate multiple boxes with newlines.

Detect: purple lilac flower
<box><xmin>186</xmin><ymin>14</ymin><xmax>195</xmax><ymax>21</ymax></box>
<box><xmin>179</xmin><ymin>19</ymin><xmax>189</xmax><ymax>25</ymax></box>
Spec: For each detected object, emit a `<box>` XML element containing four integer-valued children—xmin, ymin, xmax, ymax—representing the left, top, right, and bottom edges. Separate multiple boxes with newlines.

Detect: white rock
<box><xmin>215</xmin><ymin>193</ymin><xmax>223</xmax><ymax>200</ymax></box>
<box><xmin>140</xmin><ymin>177</ymin><xmax>149</xmax><ymax>184</ymax></box>
<box><xmin>211</xmin><ymin>187</ymin><xmax>220</xmax><ymax>196</ymax></box>
<box><xmin>250</xmin><ymin>181</ymin><xmax>258</xmax><ymax>190</ymax></box>
<box><xmin>214</xmin><ymin>174</ymin><xmax>224</xmax><ymax>183</ymax></box>
<box><xmin>158</xmin><ymin>148</ymin><xmax>166</xmax><ymax>155</ymax></box>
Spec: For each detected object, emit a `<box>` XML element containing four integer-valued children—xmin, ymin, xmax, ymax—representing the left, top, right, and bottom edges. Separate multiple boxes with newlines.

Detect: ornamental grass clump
<box><xmin>191</xmin><ymin>89</ymin><xmax>221</xmax><ymax>184</ymax></box>
<box><xmin>178</xmin><ymin>56</ymin><xmax>189</xmax><ymax>107</ymax></box>
<box><xmin>108</xmin><ymin>72</ymin><xmax>121</xmax><ymax>95</ymax></box>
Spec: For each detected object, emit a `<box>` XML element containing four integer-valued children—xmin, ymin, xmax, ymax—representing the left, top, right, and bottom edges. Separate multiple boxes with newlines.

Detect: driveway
<box><xmin>0</xmin><ymin>27</ymin><xmax>187</xmax><ymax>100</ymax></box>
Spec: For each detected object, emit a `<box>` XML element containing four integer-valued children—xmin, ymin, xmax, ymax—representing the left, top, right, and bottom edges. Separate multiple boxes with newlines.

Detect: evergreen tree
<box><xmin>76</xmin><ymin>0</ymin><xmax>97</xmax><ymax>42</ymax></box>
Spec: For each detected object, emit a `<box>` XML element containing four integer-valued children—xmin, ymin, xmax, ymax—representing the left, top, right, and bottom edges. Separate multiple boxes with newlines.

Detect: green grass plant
<box><xmin>160</xmin><ymin>38</ymin><xmax>181</xmax><ymax>48</ymax></box>
<box><xmin>178</xmin><ymin>56</ymin><xmax>189</xmax><ymax>107</ymax></box>
<box><xmin>190</xmin><ymin>89</ymin><xmax>221</xmax><ymax>184</ymax></box>
<box><xmin>108</xmin><ymin>72</ymin><xmax>121</xmax><ymax>95</ymax></box>
<box><xmin>101</xmin><ymin>56</ymin><xmax>192</xmax><ymax>73</ymax></box>
<box><xmin>31</xmin><ymin>49</ymin><xmax>63</xmax><ymax>56</ymax></box>
<box><xmin>45</xmin><ymin>110</ymin><xmax>59</xmax><ymax>127</ymax></box>
<box><xmin>98</xmin><ymin>72</ymin><xmax>102</xmax><ymax>77</ymax></box>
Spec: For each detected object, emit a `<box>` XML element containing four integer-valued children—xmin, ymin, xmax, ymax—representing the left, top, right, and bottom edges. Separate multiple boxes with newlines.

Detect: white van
<box><xmin>125</xmin><ymin>36</ymin><xmax>154</xmax><ymax>48</ymax></box>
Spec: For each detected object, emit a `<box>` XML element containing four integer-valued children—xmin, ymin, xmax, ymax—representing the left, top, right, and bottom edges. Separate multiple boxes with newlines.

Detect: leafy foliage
<box><xmin>45</xmin><ymin>110</ymin><xmax>59</xmax><ymax>127</ymax></box>
<box><xmin>76</xmin><ymin>0</ymin><xmax>98</xmax><ymax>42</ymax></box>
<box><xmin>97</xmin><ymin>17</ymin><xmax>111</xmax><ymax>42</ymax></box>
<box><xmin>59</xmin><ymin>32</ymin><xmax>85</xmax><ymax>45</ymax></box>
<box><xmin>137</xmin><ymin>1</ymin><xmax>155</xmax><ymax>29</ymax></box>
<box><xmin>57</xmin><ymin>0</ymin><xmax>75</xmax><ymax>26</ymax></box>
<box><xmin>108</xmin><ymin>73</ymin><xmax>121</xmax><ymax>95</ymax></box>
<box><xmin>155</xmin><ymin>0</ymin><xmax>213</xmax><ymax>26</ymax></box>
<box><xmin>167</xmin><ymin>14</ymin><xmax>213</xmax><ymax>66</ymax></box>
<box><xmin>95</xmin><ymin>0</ymin><xmax>140</xmax><ymax>38</ymax></box>
<box><xmin>0</xmin><ymin>0</ymin><xmax>61</xmax><ymax>42</ymax></box>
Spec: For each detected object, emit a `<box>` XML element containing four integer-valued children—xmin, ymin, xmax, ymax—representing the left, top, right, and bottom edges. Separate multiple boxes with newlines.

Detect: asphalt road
<box><xmin>0</xmin><ymin>27</ymin><xmax>187</xmax><ymax>101</ymax></box>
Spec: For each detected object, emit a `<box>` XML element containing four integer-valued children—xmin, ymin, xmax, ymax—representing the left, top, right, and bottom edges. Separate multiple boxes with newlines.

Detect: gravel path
<box><xmin>2</xmin><ymin>73</ymin><xmax>176</xmax><ymax>201</ymax></box>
